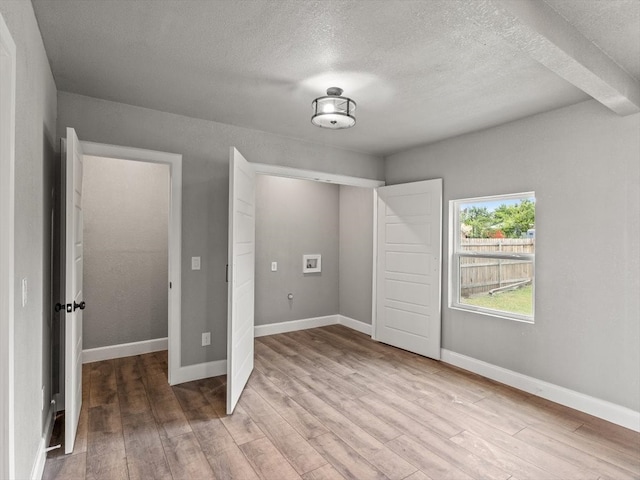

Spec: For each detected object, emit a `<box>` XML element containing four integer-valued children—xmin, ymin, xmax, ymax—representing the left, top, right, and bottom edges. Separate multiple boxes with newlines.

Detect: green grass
<box><xmin>462</xmin><ymin>285</ymin><xmax>533</xmax><ymax>316</ymax></box>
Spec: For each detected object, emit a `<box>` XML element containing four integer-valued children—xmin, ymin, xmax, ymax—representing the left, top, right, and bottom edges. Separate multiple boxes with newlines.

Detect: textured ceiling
<box><xmin>31</xmin><ymin>0</ymin><xmax>639</xmax><ymax>157</ymax></box>
<box><xmin>544</xmin><ymin>0</ymin><xmax>640</xmax><ymax>81</ymax></box>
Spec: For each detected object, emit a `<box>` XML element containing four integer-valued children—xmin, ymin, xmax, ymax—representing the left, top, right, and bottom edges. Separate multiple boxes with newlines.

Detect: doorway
<box><xmin>77</xmin><ymin>141</ymin><xmax>183</xmax><ymax>385</ymax></box>
<box><xmin>228</xmin><ymin>154</ymin><xmax>379</xmax><ymax>413</ymax></box>
<box><xmin>251</xmin><ymin>162</ymin><xmax>384</xmax><ymax>339</ymax></box>
<box><xmin>54</xmin><ymin>135</ymin><xmax>182</xmax><ymax>453</ymax></box>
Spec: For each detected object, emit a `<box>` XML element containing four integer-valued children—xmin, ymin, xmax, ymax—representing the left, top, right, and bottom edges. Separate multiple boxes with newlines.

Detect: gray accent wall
<box><xmin>56</xmin><ymin>92</ymin><xmax>384</xmax><ymax>367</ymax></box>
<box><xmin>83</xmin><ymin>156</ymin><xmax>169</xmax><ymax>349</ymax></box>
<box><xmin>0</xmin><ymin>2</ymin><xmax>57</xmax><ymax>478</ymax></box>
<box><xmin>255</xmin><ymin>175</ymin><xmax>339</xmax><ymax>325</ymax></box>
<box><xmin>385</xmin><ymin>99</ymin><xmax>640</xmax><ymax>411</ymax></box>
<box><xmin>254</xmin><ymin>178</ymin><xmax>374</xmax><ymax>327</ymax></box>
<box><xmin>339</xmin><ymin>185</ymin><xmax>374</xmax><ymax>324</ymax></box>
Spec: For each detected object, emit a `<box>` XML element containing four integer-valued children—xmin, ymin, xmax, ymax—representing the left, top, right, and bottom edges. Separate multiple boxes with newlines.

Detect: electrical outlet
<box><xmin>201</xmin><ymin>332</ymin><xmax>211</xmax><ymax>346</ymax></box>
<box><xmin>271</xmin><ymin>261</ymin><xmax>277</xmax><ymax>272</ymax></box>
<box><xmin>192</xmin><ymin>256</ymin><xmax>201</xmax><ymax>270</ymax></box>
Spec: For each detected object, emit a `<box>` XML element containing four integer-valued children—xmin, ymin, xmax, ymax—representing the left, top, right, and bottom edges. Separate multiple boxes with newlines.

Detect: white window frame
<box><xmin>449</xmin><ymin>192</ymin><xmax>535</xmax><ymax>323</ymax></box>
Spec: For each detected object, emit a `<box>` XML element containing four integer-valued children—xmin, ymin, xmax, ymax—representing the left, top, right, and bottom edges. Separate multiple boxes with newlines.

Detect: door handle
<box><xmin>55</xmin><ymin>301</ymin><xmax>86</xmax><ymax>312</ymax></box>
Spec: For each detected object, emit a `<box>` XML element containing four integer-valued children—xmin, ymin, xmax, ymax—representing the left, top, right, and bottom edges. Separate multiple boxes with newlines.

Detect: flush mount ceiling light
<box><xmin>311</xmin><ymin>87</ymin><xmax>356</xmax><ymax>129</ymax></box>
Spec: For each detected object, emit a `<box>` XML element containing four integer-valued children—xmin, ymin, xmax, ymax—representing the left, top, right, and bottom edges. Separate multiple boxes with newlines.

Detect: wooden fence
<box><xmin>460</xmin><ymin>238</ymin><xmax>534</xmax><ymax>297</ymax></box>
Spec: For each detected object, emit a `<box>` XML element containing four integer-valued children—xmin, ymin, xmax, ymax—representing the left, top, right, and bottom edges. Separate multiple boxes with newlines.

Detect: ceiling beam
<box><xmin>471</xmin><ymin>0</ymin><xmax>640</xmax><ymax>115</ymax></box>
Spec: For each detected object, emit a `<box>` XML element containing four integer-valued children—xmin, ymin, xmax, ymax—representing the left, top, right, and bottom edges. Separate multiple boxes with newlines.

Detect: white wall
<box><xmin>0</xmin><ymin>1</ymin><xmax>57</xmax><ymax>478</ymax></box>
<box><xmin>339</xmin><ymin>185</ymin><xmax>374</xmax><ymax>324</ymax></box>
<box><xmin>83</xmin><ymin>156</ymin><xmax>169</xmax><ymax>349</ymax></box>
<box><xmin>57</xmin><ymin>92</ymin><xmax>384</xmax><ymax>367</ymax></box>
<box><xmin>385</xmin><ymin>99</ymin><xmax>640</xmax><ymax>411</ymax></box>
<box><xmin>255</xmin><ymin>175</ymin><xmax>340</xmax><ymax>325</ymax></box>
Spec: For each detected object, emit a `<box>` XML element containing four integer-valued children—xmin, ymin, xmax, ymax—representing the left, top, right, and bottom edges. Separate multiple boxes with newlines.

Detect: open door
<box><xmin>62</xmin><ymin>127</ymin><xmax>85</xmax><ymax>453</ymax></box>
<box><xmin>375</xmin><ymin>179</ymin><xmax>442</xmax><ymax>359</ymax></box>
<box><xmin>227</xmin><ymin>147</ymin><xmax>256</xmax><ymax>414</ymax></box>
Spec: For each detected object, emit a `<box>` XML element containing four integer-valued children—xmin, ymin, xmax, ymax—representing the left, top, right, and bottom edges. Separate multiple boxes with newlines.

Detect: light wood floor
<box><xmin>44</xmin><ymin>325</ymin><xmax>640</xmax><ymax>480</ymax></box>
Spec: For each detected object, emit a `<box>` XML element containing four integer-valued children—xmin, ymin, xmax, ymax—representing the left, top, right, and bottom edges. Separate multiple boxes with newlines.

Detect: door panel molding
<box><xmin>375</xmin><ymin>179</ymin><xmax>443</xmax><ymax>359</ymax></box>
<box><xmin>63</xmin><ymin>128</ymin><xmax>84</xmax><ymax>453</ymax></box>
<box><xmin>227</xmin><ymin>147</ymin><xmax>256</xmax><ymax>414</ymax></box>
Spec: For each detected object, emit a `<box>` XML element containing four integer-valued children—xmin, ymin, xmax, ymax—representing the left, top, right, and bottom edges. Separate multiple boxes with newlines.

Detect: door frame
<box><xmin>0</xmin><ymin>12</ymin><xmax>16</xmax><ymax>480</ymax></box>
<box><xmin>251</xmin><ymin>162</ymin><xmax>385</xmax><ymax>338</ymax></box>
<box><xmin>78</xmin><ymin>141</ymin><xmax>183</xmax><ymax>384</ymax></box>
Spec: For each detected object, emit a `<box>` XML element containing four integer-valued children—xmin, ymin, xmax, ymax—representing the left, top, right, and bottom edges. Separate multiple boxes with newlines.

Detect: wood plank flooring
<box><xmin>44</xmin><ymin>325</ymin><xmax>640</xmax><ymax>480</ymax></box>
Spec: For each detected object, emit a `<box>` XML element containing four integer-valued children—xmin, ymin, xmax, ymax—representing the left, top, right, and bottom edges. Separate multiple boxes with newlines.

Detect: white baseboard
<box><xmin>82</xmin><ymin>337</ymin><xmax>168</xmax><ymax>364</ymax></box>
<box><xmin>169</xmin><ymin>359</ymin><xmax>227</xmax><ymax>386</ymax></box>
<box><xmin>441</xmin><ymin>349</ymin><xmax>640</xmax><ymax>432</ymax></box>
<box><xmin>254</xmin><ymin>315</ymin><xmax>339</xmax><ymax>337</ymax></box>
<box><xmin>338</xmin><ymin>315</ymin><xmax>372</xmax><ymax>335</ymax></box>
<box><xmin>254</xmin><ymin>314</ymin><xmax>373</xmax><ymax>338</ymax></box>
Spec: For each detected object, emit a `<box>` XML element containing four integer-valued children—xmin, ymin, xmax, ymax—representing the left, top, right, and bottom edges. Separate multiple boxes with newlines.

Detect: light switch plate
<box><xmin>191</xmin><ymin>257</ymin><xmax>201</xmax><ymax>270</ymax></box>
<box><xmin>21</xmin><ymin>278</ymin><xmax>27</xmax><ymax>307</ymax></box>
<box><xmin>271</xmin><ymin>262</ymin><xmax>277</xmax><ymax>272</ymax></box>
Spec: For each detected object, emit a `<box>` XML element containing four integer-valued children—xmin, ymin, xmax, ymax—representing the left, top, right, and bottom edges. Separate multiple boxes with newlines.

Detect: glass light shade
<box><xmin>311</xmin><ymin>89</ymin><xmax>356</xmax><ymax>129</ymax></box>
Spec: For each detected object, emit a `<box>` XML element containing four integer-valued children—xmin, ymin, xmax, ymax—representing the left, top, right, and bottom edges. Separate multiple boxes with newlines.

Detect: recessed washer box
<box><xmin>303</xmin><ymin>254</ymin><xmax>321</xmax><ymax>273</ymax></box>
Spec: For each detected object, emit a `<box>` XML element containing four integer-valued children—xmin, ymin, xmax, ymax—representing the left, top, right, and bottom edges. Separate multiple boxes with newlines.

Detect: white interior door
<box><xmin>63</xmin><ymin>127</ymin><xmax>85</xmax><ymax>453</ymax></box>
<box><xmin>375</xmin><ymin>179</ymin><xmax>442</xmax><ymax>359</ymax></box>
<box><xmin>227</xmin><ymin>147</ymin><xmax>256</xmax><ymax>414</ymax></box>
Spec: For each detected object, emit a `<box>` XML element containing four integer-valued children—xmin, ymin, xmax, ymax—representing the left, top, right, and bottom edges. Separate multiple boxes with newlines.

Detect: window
<box><xmin>450</xmin><ymin>192</ymin><xmax>535</xmax><ymax>322</ymax></box>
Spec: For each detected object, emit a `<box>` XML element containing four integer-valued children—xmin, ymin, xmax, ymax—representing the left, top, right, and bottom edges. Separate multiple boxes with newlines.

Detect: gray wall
<box><xmin>339</xmin><ymin>185</ymin><xmax>374</xmax><ymax>324</ymax></box>
<box><xmin>385</xmin><ymin>99</ymin><xmax>640</xmax><ymax>411</ymax></box>
<box><xmin>57</xmin><ymin>92</ymin><xmax>384</xmax><ymax>366</ymax></box>
<box><xmin>0</xmin><ymin>1</ymin><xmax>57</xmax><ymax>478</ymax></box>
<box><xmin>255</xmin><ymin>176</ymin><xmax>339</xmax><ymax>325</ymax></box>
<box><xmin>255</xmin><ymin>178</ymin><xmax>374</xmax><ymax>326</ymax></box>
<box><xmin>83</xmin><ymin>156</ymin><xmax>169</xmax><ymax>349</ymax></box>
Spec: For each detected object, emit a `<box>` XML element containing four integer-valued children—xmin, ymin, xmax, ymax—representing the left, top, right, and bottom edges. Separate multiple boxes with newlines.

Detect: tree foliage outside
<box><xmin>461</xmin><ymin>199</ymin><xmax>534</xmax><ymax>239</ymax></box>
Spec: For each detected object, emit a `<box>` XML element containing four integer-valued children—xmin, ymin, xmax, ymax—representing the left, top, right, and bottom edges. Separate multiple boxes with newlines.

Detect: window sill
<box><xmin>449</xmin><ymin>303</ymin><xmax>534</xmax><ymax>324</ymax></box>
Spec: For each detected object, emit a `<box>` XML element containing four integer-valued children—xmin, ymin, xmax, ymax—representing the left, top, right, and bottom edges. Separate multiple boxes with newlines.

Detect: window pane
<box><xmin>459</xmin><ymin>196</ymin><xmax>535</xmax><ymax>247</ymax></box>
<box><xmin>451</xmin><ymin>192</ymin><xmax>535</xmax><ymax>321</ymax></box>
<box><xmin>459</xmin><ymin>256</ymin><xmax>534</xmax><ymax>316</ymax></box>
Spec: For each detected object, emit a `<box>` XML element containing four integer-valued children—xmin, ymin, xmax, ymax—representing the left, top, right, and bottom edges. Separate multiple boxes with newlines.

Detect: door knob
<box><xmin>73</xmin><ymin>301</ymin><xmax>86</xmax><ymax>311</ymax></box>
